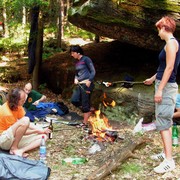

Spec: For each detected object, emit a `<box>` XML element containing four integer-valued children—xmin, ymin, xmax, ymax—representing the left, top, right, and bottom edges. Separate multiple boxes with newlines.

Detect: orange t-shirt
<box><xmin>0</xmin><ymin>102</ymin><xmax>25</xmax><ymax>133</ymax></box>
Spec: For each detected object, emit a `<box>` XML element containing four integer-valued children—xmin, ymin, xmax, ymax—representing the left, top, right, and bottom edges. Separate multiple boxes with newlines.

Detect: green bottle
<box><xmin>62</xmin><ymin>157</ymin><xmax>87</xmax><ymax>165</ymax></box>
<box><xmin>172</xmin><ymin>123</ymin><xmax>179</xmax><ymax>147</ymax></box>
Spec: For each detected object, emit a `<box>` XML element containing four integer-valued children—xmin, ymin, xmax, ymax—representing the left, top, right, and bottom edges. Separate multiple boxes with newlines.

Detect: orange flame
<box><xmin>88</xmin><ymin>110</ymin><xmax>113</xmax><ymax>141</ymax></box>
<box><xmin>102</xmin><ymin>93</ymin><xmax>116</xmax><ymax>108</ymax></box>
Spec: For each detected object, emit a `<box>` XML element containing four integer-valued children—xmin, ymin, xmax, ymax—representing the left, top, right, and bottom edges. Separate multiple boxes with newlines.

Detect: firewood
<box><xmin>85</xmin><ymin>137</ymin><xmax>148</xmax><ymax>180</ymax></box>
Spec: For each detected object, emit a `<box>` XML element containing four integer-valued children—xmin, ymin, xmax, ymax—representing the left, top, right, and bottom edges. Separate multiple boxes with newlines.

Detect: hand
<box><xmin>103</xmin><ymin>82</ymin><xmax>112</xmax><ymax>87</ymax></box>
<box><xmin>86</xmin><ymin>80</ymin><xmax>91</xmax><ymax>87</ymax></box>
<box><xmin>154</xmin><ymin>90</ymin><xmax>162</xmax><ymax>103</ymax></box>
<box><xmin>44</xmin><ymin>128</ymin><xmax>51</xmax><ymax>134</ymax></box>
<box><xmin>74</xmin><ymin>79</ymin><xmax>79</xmax><ymax>84</ymax></box>
<box><xmin>32</xmin><ymin>100</ymin><xmax>39</xmax><ymax>106</ymax></box>
<box><xmin>37</xmin><ymin>128</ymin><xmax>51</xmax><ymax>134</ymax></box>
<box><xmin>143</xmin><ymin>78</ymin><xmax>154</xmax><ymax>85</ymax></box>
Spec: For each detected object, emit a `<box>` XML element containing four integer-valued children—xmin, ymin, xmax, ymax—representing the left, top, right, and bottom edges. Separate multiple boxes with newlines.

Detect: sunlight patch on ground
<box><xmin>0</xmin><ymin>62</ymin><xmax>8</xmax><ymax>67</ymax></box>
<box><xmin>64</xmin><ymin>38</ymin><xmax>92</xmax><ymax>45</ymax></box>
<box><xmin>1</xmin><ymin>56</ymin><xmax>9</xmax><ymax>61</ymax></box>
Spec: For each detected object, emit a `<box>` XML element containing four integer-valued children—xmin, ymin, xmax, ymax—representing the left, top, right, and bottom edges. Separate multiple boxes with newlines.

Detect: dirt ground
<box><xmin>1</xmin><ymin>40</ymin><xmax>180</xmax><ymax>180</ymax></box>
<box><xmin>3</xmin><ymin>81</ymin><xmax>180</xmax><ymax>180</ymax></box>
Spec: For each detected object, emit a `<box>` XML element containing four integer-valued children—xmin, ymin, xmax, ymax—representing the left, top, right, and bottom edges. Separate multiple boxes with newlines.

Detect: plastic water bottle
<box><xmin>172</xmin><ymin>123</ymin><xmax>179</xmax><ymax>147</ymax></box>
<box><xmin>39</xmin><ymin>136</ymin><xmax>47</xmax><ymax>163</ymax></box>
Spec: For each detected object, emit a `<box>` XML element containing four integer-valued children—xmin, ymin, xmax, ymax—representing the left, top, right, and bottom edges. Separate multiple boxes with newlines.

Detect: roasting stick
<box><xmin>102</xmin><ymin>81</ymin><xmax>144</xmax><ymax>87</ymax></box>
<box><xmin>77</xmin><ymin>83</ymin><xmax>91</xmax><ymax>94</ymax></box>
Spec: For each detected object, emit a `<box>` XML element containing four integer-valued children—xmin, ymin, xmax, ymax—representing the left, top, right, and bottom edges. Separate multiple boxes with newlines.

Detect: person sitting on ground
<box><xmin>23</xmin><ymin>82</ymin><xmax>47</xmax><ymax>121</ymax></box>
<box><xmin>173</xmin><ymin>93</ymin><xmax>180</xmax><ymax>125</ymax></box>
<box><xmin>0</xmin><ymin>88</ymin><xmax>50</xmax><ymax>157</ymax></box>
<box><xmin>24</xmin><ymin>82</ymin><xmax>46</xmax><ymax>111</ymax></box>
<box><xmin>23</xmin><ymin>82</ymin><xmax>67</xmax><ymax>121</ymax></box>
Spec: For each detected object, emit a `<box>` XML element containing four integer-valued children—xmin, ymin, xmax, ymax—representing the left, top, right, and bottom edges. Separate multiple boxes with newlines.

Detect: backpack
<box><xmin>0</xmin><ymin>151</ymin><xmax>51</xmax><ymax>180</ymax></box>
<box><xmin>56</xmin><ymin>102</ymin><xmax>69</xmax><ymax>115</ymax></box>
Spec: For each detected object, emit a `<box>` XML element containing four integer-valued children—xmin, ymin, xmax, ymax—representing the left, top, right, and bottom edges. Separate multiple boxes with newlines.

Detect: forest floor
<box><xmin>3</xmin><ymin>81</ymin><xmax>180</xmax><ymax>180</ymax></box>
<box><xmin>1</xmin><ymin>38</ymin><xmax>180</xmax><ymax>180</ymax></box>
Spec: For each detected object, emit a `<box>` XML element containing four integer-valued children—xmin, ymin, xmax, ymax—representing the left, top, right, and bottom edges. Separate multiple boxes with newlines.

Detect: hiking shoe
<box><xmin>151</xmin><ymin>152</ymin><xmax>165</xmax><ymax>161</ymax></box>
<box><xmin>154</xmin><ymin>159</ymin><xmax>175</xmax><ymax>174</ymax></box>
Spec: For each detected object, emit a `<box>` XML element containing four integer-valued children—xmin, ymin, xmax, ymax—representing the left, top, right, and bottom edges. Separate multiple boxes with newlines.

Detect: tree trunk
<box><xmin>57</xmin><ymin>0</ymin><xmax>62</xmax><ymax>48</ymax></box>
<box><xmin>28</xmin><ymin>6</ymin><xmax>39</xmax><ymax>75</ymax></box>
<box><xmin>2</xmin><ymin>3</ymin><xmax>8</xmax><ymax>37</ymax></box>
<box><xmin>85</xmin><ymin>138</ymin><xmax>148</xmax><ymax>180</ymax></box>
<box><xmin>32</xmin><ymin>10</ymin><xmax>44</xmax><ymax>90</ymax></box>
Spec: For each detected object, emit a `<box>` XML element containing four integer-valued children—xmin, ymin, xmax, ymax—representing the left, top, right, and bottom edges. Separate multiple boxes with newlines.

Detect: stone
<box><xmin>68</xmin><ymin>0</ymin><xmax>180</xmax><ymax>51</ymax></box>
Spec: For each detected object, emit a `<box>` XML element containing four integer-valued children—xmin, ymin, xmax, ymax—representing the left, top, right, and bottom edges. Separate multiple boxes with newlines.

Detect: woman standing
<box><xmin>144</xmin><ymin>16</ymin><xmax>180</xmax><ymax>173</ymax></box>
<box><xmin>70</xmin><ymin>45</ymin><xmax>96</xmax><ymax>126</ymax></box>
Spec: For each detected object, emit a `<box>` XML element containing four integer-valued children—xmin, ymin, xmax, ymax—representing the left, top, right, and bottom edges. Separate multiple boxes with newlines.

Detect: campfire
<box><xmin>102</xmin><ymin>92</ymin><xmax>116</xmax><ymax>108</ymax></box>
<box><xmin>88</xmin><ymin>110</ymin><xmax>118</xmax><ymax>142</ymax></box>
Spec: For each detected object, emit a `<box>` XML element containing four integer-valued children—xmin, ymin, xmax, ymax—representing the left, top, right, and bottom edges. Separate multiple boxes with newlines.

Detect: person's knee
<box><xmin>18</xmin><ymin>117</ymin><xmax>30</xmax><ymax>127</ymax></box>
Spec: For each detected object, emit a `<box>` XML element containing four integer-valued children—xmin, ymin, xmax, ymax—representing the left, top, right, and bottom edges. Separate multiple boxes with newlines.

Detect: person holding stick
<box><xmin>144</xmin><ymin>16</ymin><xmax>180</xmax><ymax>173</ymax></box>
<box><xmin>70</xmin><ymin>45</ymin><xmax>96</xmax><ymax>126</ymax></box>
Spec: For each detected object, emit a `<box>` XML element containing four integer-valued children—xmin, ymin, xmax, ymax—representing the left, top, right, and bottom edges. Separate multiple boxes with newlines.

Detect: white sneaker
<box><xmin>151</xmin><ymin>152</ymin><xmax>165</xmax><ymax>160</ymax></box>
<box><xmin>154</xmin><ymin>159</ymin><xmax>175</xmax><ymax>174</ymax></box>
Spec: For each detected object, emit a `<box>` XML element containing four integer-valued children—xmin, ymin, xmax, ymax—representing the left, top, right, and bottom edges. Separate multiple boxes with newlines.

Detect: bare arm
<box><xmin>25</xmin><ymin>123</ymin><xmax>50</xmax><ymax>135</ymax></box>
<box><xmin>33</xmin><ymin>95</ymin><xmax>46</xmax><ymax>105</ymax></box>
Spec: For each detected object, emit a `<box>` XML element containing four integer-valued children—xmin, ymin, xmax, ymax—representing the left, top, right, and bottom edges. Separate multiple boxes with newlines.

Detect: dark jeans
<box><xmin>71</xmin><ymin>83</ymin><xmax>94</xmax><ymax>113</ymax></box>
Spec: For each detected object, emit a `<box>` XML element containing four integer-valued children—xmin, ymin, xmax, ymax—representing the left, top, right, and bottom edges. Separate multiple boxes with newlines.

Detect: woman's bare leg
<box><xmin>9</xmin><ymin>117</ymin><xmax>30</xmax><ymax>156</ymax></box>
<box><xmin>160</xmin><ymin>129</ymin><xmax>172</xmax><ymax>160</ymax></box>
<box><xmin>17</xmin><ymin>134</ymin><xmax>48</xmax><ymax>156</ymax></box>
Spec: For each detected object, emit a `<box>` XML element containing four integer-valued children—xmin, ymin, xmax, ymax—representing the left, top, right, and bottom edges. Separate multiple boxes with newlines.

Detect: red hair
<box><xmin>155</xmin><ymin>16</ymin><xmax>176</xmax><ymax>33</ymax></box>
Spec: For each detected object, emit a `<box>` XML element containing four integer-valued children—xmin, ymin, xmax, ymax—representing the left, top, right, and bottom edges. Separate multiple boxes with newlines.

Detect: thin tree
<box><xmin>57</xmin><ymin>0</ymin><xmax>62</xmax><ymax>48</ymax></box>
<box><xmin>32</xmin><ymin>10</ymin><xmax>44</xmax><ymax>90</ymax></box>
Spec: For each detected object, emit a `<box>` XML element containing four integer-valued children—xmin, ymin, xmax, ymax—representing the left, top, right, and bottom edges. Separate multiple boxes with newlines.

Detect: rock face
<box><xmin>41</xmin><ymin>40</ymin><xmax>158</xmax><ymax>94</ymax></box>
<box><xmin>41</xmin><ymin>41</ymin><xmax>156</xmax><ymax>123</ymax></box>
<box><xmin>68</xmin><ymin>0</ymin><xmax>180</xmax><ymax>51</ymax></box>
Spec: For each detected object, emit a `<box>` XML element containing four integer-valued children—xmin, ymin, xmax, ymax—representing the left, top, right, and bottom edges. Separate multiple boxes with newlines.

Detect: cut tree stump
<box><xmin>85</xmin><ymin>137</ymin><xmax>149</xmax><ymax>180</ymax></box>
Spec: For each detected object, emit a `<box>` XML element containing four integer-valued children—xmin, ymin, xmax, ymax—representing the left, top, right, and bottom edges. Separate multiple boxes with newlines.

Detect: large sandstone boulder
<box><xmin>68</xmin><ymin>0</ymin><xmax>180</xmax><ymax>51</ymax></box>
<box><xmin>41</xmin><ymin>41</ymin><xmax>158</xmax><ymax>94</ymax></box>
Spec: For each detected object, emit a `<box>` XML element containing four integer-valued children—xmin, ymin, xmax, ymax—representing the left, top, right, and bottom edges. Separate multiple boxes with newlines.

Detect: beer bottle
<box><xmin>172</xmin><ymin>122</ymin><xmax>179</xmax><ymax>147</ymax></box>
<box><xmin>48</xmin><ymin>119</ymin><xmax>53</xmax><ymax>139</ymax></box>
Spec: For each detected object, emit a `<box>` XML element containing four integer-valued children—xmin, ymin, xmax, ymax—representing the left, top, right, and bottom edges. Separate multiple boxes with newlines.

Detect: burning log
<box><xmin>88</xmin><ymin>110</ymin><xmax>118</xmax><ymax>142</ymax></box>
<box><xmin>85</xmin><ymin>137</ymin><xmax>148</xmax><ymax>180</ymax></box>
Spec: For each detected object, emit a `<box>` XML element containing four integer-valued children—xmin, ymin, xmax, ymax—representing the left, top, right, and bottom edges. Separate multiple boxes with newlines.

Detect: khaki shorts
<box><xmin>0</xmin><ymin>127</ymin><xmax>39</xmax><ymax>150</ymax></box>
<box><xmin>155</xmin><ymin>80</ymin><xmax>178</xmax><ymax>131</ymax></box>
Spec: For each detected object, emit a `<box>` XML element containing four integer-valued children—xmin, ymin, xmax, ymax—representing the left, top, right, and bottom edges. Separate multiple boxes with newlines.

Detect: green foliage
<box><xmin>42</xmin><ymin>35</ymin><xmax>63</xmax><ymax>60</ymax></box>
<box><xmin>121</xmin><ymin>162</ymin><xmax>143</xmax><ymax>174</ymax></box>
<box><xmin>64</xmin><ymin>23</ymin><xmax>95</xmax><ymax>41</ymax></box>
<box><xmin>38</xmin><ymin>83</ymin><xmax>47</xmax><ymax>91</ymax></box>
<box><xmin>42</xmin><ymin>47</ymin><xmax>63</xmax><ymax>60</ymax></box>
<box><xmin>64</xmin><ymin>145</ymin><xmax>76</xmax><ymax>156</ymax></box>
<box><xmin>0</xmin><ymin>22</ymin><xmax>29</xmax><ymax>54</ymax></box>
